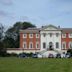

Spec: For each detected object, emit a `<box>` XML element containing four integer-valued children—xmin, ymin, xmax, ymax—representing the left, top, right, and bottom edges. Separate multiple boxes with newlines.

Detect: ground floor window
<box><xmin>23</xmin><ymin>42</ymin><xmax>27</xmax><ymax>48</ymax></box>
<box><xmin>43</xmin><ymin>42</ymin><xmax>46</xmax><ymax>48</ymax></box>
<box><xmin>56</xmin><ymin>42</ymin><xmax>59</xmax><ymax>48</ymax></box>
<box><xmin>62</xmin><ymin>42</ymin><xmax>66</xmax><ymax>49</ymax></box>
<box><xmin>29</xmin><ymin>42</ymin><xmax>33</xmax><ymax>48</ymax></box>
<box><xmin>69</xmin><ymin>42</ymin><xmax>72</xmax><ymax>49</ymax></box>
<box><xmin>36</xmin><ymin>42</ymin><xmax>39</xmax><ymax>48</ymax></box>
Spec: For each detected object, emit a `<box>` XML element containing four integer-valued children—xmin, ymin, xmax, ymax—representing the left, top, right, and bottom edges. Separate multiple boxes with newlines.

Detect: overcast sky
<box><xmin>0</xmin><ymin>0</ymin><xmax>72</xmax><ymax>28</ymax></box>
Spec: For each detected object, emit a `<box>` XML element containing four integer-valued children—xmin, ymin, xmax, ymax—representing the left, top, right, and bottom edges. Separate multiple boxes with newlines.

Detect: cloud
<box><xmin>0</xmin><ymin>10</ymin><xmax>14</xmax><ymax>19</ymax></box>
<box><xmin>0</xmin><ymin>0</ymin><xmax>13</xmax><ymax>5</ymax></box>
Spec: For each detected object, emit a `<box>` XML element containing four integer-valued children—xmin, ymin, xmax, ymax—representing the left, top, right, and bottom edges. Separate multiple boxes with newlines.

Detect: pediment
<box><xmin>41</xmin><ymin>24</ymin><xmax>61</xmax><ymax>31</ymax></box>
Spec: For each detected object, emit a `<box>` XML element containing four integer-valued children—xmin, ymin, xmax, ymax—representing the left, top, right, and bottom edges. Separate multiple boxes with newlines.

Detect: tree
<box><xmin>4</xmin><ymin>21</ymin><xmax>36</xmax><ymax>48</ymax></box>
<box><xmin>0</xmin><ymin>23</ymin><xmax>4</xmax><ymax>41</ymax></box>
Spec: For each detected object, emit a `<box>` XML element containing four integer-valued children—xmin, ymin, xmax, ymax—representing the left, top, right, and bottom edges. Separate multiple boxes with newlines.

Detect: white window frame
<box><xmin>29</xmin><ymin>42</ymin><xmax>33</xmax><ymax>49</ymax></box>
<box><xmin>29</xmin><ymin>34</ymin><xmax>33</xmax><ymax>38</ymax></box>
<box><xmin>56</xmin><ymin>42</ymin><xmax>59</xmax><ymax>48</ymax></box>
<box><xmin>36</xmin><ymin>34</ymin><xmax>39</xmax><ymax>38</ymax></box>
<box><xmin>56</xmin><ymin>33</ymin><xmax>59</xmax><ymax>37</ymax></box>
<box><xmin>23</xmin><ymin>42</ymin><xmax>27</xmax><ymax>48</ymax></box>
<box><xmin>69</xmin><ymin>42</ymin><xmax>72</xmax><ymax>49</ymax></box>
<box><xmin>62</xmin><ymin>42</ymin><xmax>66</xmax><ymax>49</ymax></box>
<box><xmin>36</xmin><ymin>42</ymin><xmax>39</xmax><ymax>49</ymax></box>
<box><xmin>62</xmin><ymin>33</ymin><xmax>66</xmax><ymax>38</ymax></box>
<box><xmin>69</xmin><ymin>33</ymin><xmax>72</xmax><ymax>38</ymax></box>
<box><xmin>43</xmin><ymin>42</ymin><xmax>46</xmax><ymax>49</ymax></box>
<box><xmin>23</xmin><ymin>34</ymin><xmax>27</xmax><ymax>38</ymax></box>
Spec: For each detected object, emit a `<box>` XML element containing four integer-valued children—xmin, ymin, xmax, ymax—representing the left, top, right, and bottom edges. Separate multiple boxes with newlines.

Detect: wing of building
<box><xmin>7</xmin><ymin>24</ymin><xmax>72</xmax><ymax>57</ymax></box>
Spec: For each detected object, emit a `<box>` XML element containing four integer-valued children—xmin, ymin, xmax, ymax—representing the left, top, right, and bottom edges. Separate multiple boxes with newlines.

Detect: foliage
<box><xmin>67</xmin><ymin>49</ymin><xmax>72</xmax><ymax>54</ymax></box>
<box><xmin>4</xmin><ymin>21</ymin><xmax>36</xmax><ymax>48</ymax></box>
<box><xmin>0</xmin><ymin>42</ymin><xmax>7</xmax><ymax>57</ymax></box>
<box><xmin>0</xmin><ymin>23</ymin><xmax>4</xmax><ymax>41</ymax></box>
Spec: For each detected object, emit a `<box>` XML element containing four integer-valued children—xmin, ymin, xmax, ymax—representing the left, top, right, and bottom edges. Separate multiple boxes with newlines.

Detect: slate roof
<box><xmin>20</xmin><ymin>25</ymin><xmax>72</xmax><ymax>33</ymax></box>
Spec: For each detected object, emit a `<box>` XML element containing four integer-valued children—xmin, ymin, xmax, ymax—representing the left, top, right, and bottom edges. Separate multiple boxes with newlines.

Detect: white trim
<box><xmin>29</xmin><ymin>34</ymin><xmax>33</xmax><ymax>38</ymax></box>
<box><xmin>62</xmin><ymin>34</ymin><xmax>66</xmax><ymax>38</ymax></box>
<box><xmin>68</xmin><ymin>41</ymin><xmax>72</xmax><ymax>49</ymax></box>
<box><xmin>36</xmin><ymin>34</ymin><xmax>39</xmax><ymax>38</ymax></box>
<box><xmin>23</xmin><ymin>42</ymin><xmax>27</xmax><ymax>49</ymax></box>
<box><xmin>23</xmin><ymin>34</ymin><xmax>27</xmax><ymax>38</ymax></box>
<box><xmin>62</xmin><ymin>42</ymin><xmax>66</xmax><ymax>49</ymax></box>
<box><xmin>29</xmin><ymin>42</ymin><xmax>33</xmax><ymax>49</ymax></box>
<box><xmin>69</xmin><ymin>33</ymin><xmax>72</xmax><ymax>38</ymax></box>
<box><xmin>36</xmin><ymin>42</ymin><xmax>39</xmax><ymax>49</ymax></box>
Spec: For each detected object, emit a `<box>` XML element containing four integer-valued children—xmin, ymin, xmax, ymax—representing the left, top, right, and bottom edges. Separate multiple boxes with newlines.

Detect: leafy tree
<box><xmin>4</xmin><ymin>21</ymin><xmax>36</xmax><ymax>48</ymax></box>
<box><xmin>0</xmin><ymin>23</ymin><xmax>4</xmax><ymax>41</ymax></box>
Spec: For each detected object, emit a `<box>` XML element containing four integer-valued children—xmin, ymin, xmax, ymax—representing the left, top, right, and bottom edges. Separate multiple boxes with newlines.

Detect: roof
<box><xmin>62</xmin><ymin>28</ymin><xmax>72</xmax><ymax>33</ymax></box>
<box><xmin>20</xmin><ymin>25</ymin><xmax>72</xmax><ymax>33</ymax></box>
<box><xmin>20</xmin><ymin>28</ymin><xmax>40</xmax><ymax>33</ymax></box>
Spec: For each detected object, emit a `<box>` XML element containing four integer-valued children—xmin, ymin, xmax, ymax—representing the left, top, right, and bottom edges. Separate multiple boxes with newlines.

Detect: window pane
<box><xmin>43</xmin><ymin>42</ymin><xmax>46</xmax><ymax>48</ymax></box>
<box><xmin>56</xmin><ymin>42</ymin><xmax>59</xmax><ymax>48</ymax></box>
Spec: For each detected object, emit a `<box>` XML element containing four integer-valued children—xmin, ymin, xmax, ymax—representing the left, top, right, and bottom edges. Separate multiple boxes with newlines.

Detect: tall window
<box><xmin>43</xmin><ymin>42</ymin><xmax>46</xmax><ymax>48</ymax></box>
<box><xmin>29</xmin><ymin>42</ymin><xmax>33</xmax><ymax>48</ymax></box>
<box><xmin>62</xmin><ymin>42</ymin><xmax>66</xmax><ymax>49</ymax></box>
<box><xmin>23</xmin><ymin>42</ymin><xmax>27</xmax><ymax>48</ymax></box>
<box><xmin>69</xmin><ymin>42</ymin><xmax>72</xmax><ymax>49</ymax></box>
<box><xmin>56</xmin><ymin>42</ymin><xmax>59</xmax><ymax>48</ymax></box>
<box><xmin>36</xmin><ymin>42</ymin><xmax>39</xmax><ymax>48</ymax></box>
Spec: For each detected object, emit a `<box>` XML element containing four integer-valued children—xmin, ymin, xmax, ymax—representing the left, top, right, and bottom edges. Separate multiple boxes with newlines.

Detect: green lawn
<box><xmin>0</xmin><ymin>57</ymin><xmax>72</xmax><ymax>72</ymax></box>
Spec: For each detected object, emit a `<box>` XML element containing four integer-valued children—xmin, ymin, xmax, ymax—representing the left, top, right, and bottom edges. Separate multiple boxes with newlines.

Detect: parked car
<box><xmin>32</xmin><ymin>53</ymin><xmax>38</xmax><ymax>58</ymax></box>
<box><xmin>37</xmin><ymin>54</ymin><xmax>42</xmax><ymax>58</ymax></box>
<box><xmin>56</xmin><ymin>53</ymin><xmax>61</xmax><ymax>58</ymax></box>
<box><xmin>48</xmin><ymin>54</ymin><xmax>54</xmax><ymax>58</ymax></box>
<box><xmin>65</xmin><ymin>53</ymin><xmax>71</xmax><ymax>58</ymax></box>
<box><xmin>18</xmin><ymin>53</ymin><xmax>28</xmax><ymax>58</ymax></box>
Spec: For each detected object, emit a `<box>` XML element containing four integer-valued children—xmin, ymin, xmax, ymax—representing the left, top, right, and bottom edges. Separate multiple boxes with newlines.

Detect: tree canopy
<box><xmin>4</xmin><ymin>21</ymin><xmax>36</xmax><ymax>48</ymax></box>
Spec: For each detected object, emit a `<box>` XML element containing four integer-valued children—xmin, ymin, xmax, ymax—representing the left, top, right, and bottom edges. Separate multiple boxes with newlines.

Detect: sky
<box><xmin>0</xmin><ymin>0</ymin><xmax>72</xmax><ymax>29</ymax></box>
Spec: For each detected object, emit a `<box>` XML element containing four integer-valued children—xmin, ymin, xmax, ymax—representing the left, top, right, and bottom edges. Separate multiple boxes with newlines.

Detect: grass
<box><xmin>0</xmin><ymin>57</ymin><xmax>72</xmax><ymax>72</ymax></box>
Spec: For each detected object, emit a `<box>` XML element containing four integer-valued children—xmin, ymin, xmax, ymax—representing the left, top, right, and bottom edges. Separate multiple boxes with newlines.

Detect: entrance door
<box><xmin>49</xmin><ymin>42</ymin><xmax>53</xmax><ymax>50</ymax></box>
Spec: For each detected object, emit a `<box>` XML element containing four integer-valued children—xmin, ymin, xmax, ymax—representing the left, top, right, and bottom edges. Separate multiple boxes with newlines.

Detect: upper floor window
<box><xmin>23</xmin><ymin>34</ymin><xmax>27</xmax><ymax>38</ymax></box>
<box><xmin>69</xmin><ymin>33</ymin><xmax>72</xmax><ymax>38</ymax></box>
<box><xmin>29</xmin><ymin>34</ymin><xmax>33</xmax><ymax>38</ymax></box>
<box><xmin>56</xmin><ymin>42</ymin><xmax>59</xmax><ymax>48</ymax></box>
<box><xmin>43</xmin><ymin>33</ymin><xmax>46</xmax><ymax>37</ymax></box>
<box><xmin>36</xmin><ymin>34</ymin><xmax>39</xmax><ymax>38</ymax></box>
<box><xmin>56</xmin><ymin>33</ymin><xmax>59</xmax><ymax>37</ymax></box>
<box><xmin>62</xmin><ymin>33</ymin><xmax>66</xmax><ymax>38</ymax></box>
